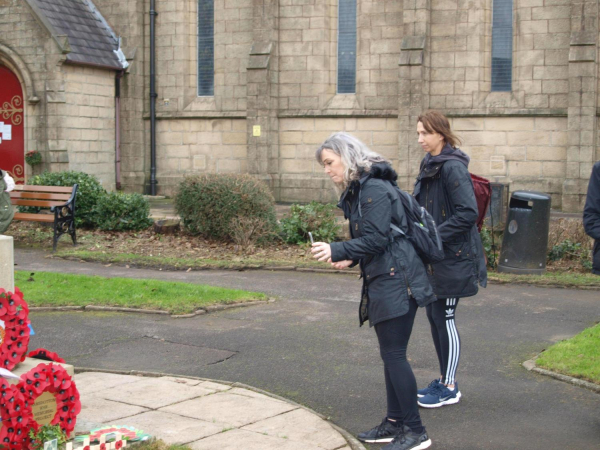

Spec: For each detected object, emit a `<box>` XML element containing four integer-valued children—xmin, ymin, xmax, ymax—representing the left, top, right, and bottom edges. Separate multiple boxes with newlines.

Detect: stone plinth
<box><xmin>0</xmin><ymin>235</ymin><xmax>14</xmax><ymax>292</ymax></box>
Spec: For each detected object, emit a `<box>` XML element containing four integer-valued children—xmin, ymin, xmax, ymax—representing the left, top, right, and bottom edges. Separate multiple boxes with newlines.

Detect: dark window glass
<box><xmin>198</xmin><ymin>0</ymin><xmax>214</xmax><ymax>96</ymax></box>
<box><xmin>338</xmin><ymin>0</ymin><xmax>357</xmax><ymax>94</ymax></box>
<box><xmin>491</xmin><ymin>0</ymin><xmax>512</xmax><ymax>91</ymax></box>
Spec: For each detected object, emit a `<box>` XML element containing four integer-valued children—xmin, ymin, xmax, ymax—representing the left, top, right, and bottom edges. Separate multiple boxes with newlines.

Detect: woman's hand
<box><xmin>311</xmin><ymin>242</ymin><xmax>332</xmax><ymax>262</ymax></box>
<box><xmin>331</xmin><ymin>259</ymin><xmax>353</xmax><ymax>270</ymax></box>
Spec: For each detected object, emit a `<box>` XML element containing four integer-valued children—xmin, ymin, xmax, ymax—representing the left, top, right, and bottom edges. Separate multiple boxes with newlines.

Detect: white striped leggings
<box><xmin>425</xmin><ymin>298</ymin><xmax>461</xmax><ymax>386</ymax></box>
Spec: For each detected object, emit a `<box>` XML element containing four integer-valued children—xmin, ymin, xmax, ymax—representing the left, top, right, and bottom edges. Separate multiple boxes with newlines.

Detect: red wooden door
<box><xmin>0</xmin><ymin>66</ymin><xmax>25</xmax><ymax>184</ymax></box>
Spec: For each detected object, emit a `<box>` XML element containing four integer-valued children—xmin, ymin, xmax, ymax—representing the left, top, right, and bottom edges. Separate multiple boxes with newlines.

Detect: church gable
<box><xmin>23</xmin><ymin>0</ymin><xmax>124</xmax><ymax>70</ymax></box>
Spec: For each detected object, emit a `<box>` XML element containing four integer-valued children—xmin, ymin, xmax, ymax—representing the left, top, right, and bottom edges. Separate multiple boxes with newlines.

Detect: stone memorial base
<box><xmin>0</xmin><ymin>235</ymin><xmax>14</xmax><ymax>292</ymax></box>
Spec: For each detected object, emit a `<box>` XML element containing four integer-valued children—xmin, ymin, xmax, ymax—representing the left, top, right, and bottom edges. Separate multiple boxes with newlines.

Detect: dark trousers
<box><xmin>374</xmin><ymin>297</ymin><xmax>423</xmax><ymax>431</ymax></box>
<box><xmin>426</xmin><ymin>297</ymin><xmax>461</xmax><ymax>385</ymax></box>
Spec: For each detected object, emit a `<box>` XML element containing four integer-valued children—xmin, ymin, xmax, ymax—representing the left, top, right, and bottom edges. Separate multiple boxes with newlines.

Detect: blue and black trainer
<box><xmin>417</xmin><ymin>382</ymin><xmax>461</xmax><ymax>408</ymax></box>
<box><xmin>417</xmin><ymin>379</ymin><xmax>441</xmax><ymax>398</ymax></box>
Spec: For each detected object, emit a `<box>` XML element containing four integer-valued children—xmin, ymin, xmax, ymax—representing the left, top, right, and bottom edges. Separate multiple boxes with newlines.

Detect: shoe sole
<box><xmin>358</xmin><ymin>437</ymin><xmax>395</xmax><ymax>443</ymax></box>
<box><xmin>417</xmin><ymin>391</ymin><xmax>462</xmax><ymax>408</ymax></box>
<box><xmin>413</xmin><ymin>438</ymin><xmax>432</xmax><ymax>450</ymax></box>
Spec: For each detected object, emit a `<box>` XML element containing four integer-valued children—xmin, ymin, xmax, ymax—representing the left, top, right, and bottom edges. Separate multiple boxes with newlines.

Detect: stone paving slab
<box><xmin>75</xmin><ymin>371</ymin><xmax>143</xmax><ymax>395</ymax></box>
<box><xmin>242</xmin><ymin>408</ymin><xmax>348</xmax><ymax>450</ymax></box>
<box><xmin>74</xmin><ymin>372</ymin><xmax>360</xmax><ymax>449</ymax></box>
<box><xmin>113</xmin><ymin>410</ymin><xmax>224</xmax><ymax>445</ymax></box>
<box><xmin>188</xmin><ymin>428</ymin><xmax>327</xmax><ymax>450</ymax></box>
<box><xmin>77</xmin><ymin>394</ymin><xmax>150</xmax><ymax>423</ymax></box>
<box><xmin>94</xmin><ymin>377</ymin><xmax>218</xmax><ymax>409</ymax></box>
<box><xmin>160</xmin><ymin>391</ymin><xmax>297</xmax><ymax>428</ymax></box>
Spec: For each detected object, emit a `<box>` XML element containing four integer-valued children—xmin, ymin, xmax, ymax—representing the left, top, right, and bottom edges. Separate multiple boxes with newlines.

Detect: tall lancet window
<box><xmin>491</xmin><ymin>0</ymin><xmax>513</xmax><ymax>91</ymax></box>
<box><xmin>337</xmin><ymin>0</ymin><xmax>357</xmax><ymax>94</ymax></box>
<box><xmin>198</xmin><ymin>0</ymin><xmax>214</xmax><ymax>96</ymax></box>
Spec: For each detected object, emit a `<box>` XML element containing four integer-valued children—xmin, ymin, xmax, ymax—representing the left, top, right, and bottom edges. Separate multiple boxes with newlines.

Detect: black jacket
<box><xmin>330</xmin><ymin>163</ymin><xmax>437</xmax><ymax>327</ymax></box>
<box><xmin>583</xmin><ymin>161</ymin><xmax>600</xmax><ymax>275</ymax></box>
<box><xmin>413</xmin><ymin>145</ymin><xmax>487</xmax><ymax>298</ymax></box>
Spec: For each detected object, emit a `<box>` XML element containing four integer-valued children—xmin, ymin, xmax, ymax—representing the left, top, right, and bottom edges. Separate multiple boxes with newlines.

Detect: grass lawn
<box><xmin>536</xmin><ymin>323</ymin><xmax>600</xmax><ymax>384</ymax></box>
<box><xmin>488</xmin><ymin>271</ymin><xmax>600</xmax><ymax>289</ymax></box>
<box><xmin>15</xmin><ymin>271</ymin><xmax>267</xmax><ymax>315</ymax></box>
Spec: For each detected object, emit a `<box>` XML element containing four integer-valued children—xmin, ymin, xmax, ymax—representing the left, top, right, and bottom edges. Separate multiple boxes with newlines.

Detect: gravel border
<box><xmin>74</xmin><ymin>367</ymin><xmax>366</xmax><ymax>450</ymax></box>
<box><xmin>523</xmin><ymin>358</ymin><xmax>600</xmax><ymax>394</ymax></box>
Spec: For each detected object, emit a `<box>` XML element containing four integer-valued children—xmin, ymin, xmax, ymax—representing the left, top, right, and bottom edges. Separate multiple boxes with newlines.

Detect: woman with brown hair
<box><xmin>413</xmin><ymin>111</ymin><xmax>487</xmax><ymax>408</ymax></box>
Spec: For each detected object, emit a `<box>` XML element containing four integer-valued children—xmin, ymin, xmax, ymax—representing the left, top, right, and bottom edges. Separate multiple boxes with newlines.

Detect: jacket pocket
<box><xmin>364</xmin><ymin>251</ymin><xmax>396</xmax><ymax>281</ymax></box>
<box><xmin>444</xmin><ymin>239</ymin><xmax>473</xmax><ymax>260</ymax></box>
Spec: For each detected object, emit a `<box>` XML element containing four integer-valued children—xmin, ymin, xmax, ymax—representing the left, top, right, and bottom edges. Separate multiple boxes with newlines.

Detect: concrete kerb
<box><xmin>29</xmin><ymin>299</ymin><xmax>277</xmax><ymax>318</ymax></box>
<box><xmin>523</xmin><ymin>358</ymin><xmax>600</xmax><ymax>394</ymax></box>
<box><xmin>74</xmin><ymin>367</ymin><xmax>367</xmax><ymax>450</ymax></box>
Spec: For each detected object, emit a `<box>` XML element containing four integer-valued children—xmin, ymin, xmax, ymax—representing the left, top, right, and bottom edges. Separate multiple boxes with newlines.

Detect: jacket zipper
<box><xmin>399</xmin><ymin>262</ymin><xmax>412</xmax><ymax>297</ymax></box>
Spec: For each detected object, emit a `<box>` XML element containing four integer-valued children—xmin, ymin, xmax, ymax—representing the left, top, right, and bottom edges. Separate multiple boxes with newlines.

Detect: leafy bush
<box><xmin>280</xmin><ymin>201</ymin><xmax>341</xmax><ymax>244</ymax></box>
<box><xmin>26</xmin><ymin>171</ymin><xmax>106</xmax><ymax>227</ymax></box>
<box><xmin>94</xmin><ymin>192</ymin><xmax>154</xmax><ymax>231</ymax></box>
<box><xmin>174</xmin><ymin>174</ymin><xmax>277</xmax><ymax>241</ymax></box>
<box><xmin>480</xmin><ymin>226</ymin><xmax>501</xmax><ymax>268</ymax></box>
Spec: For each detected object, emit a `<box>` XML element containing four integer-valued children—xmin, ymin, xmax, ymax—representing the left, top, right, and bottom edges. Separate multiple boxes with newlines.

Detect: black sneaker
<box><xmin>357</xmin><ymin>417</ymin><xmax>401</xmax><ymax>443</ymax></box>
<box><xmin>382</xmin><ymin>425</ymin><xmax>432</xmax><ymax>450</ymax></box>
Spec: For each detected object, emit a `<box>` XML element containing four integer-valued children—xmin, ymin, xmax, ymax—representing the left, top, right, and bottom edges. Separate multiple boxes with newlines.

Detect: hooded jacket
<box><xmin>413</xmin><ymin>144</ymin><xmax>487</xmax><ymax>298</ymax></box>
<box><xmin>330</xmin><ymin>163</ymin><xmax>437</xmax><ymax>327</ymax></box>
<box><xmin>0</xmin><ymin>170</ymin><xmax>15</xmax><ymax>234</ymax></box>
<box><xmin>583</xmin><ymin>161</ymin><xmax>600</xmax><ymax>275</ymax></box>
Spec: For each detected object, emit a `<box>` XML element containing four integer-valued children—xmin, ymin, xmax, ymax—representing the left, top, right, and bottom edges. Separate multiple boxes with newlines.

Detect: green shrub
<box><xmin>174</xmin><ymin>174</ymin><xmax>277</xmax><ymax>241</ymax></box>
<box><xmin>280</xmin><ymin>201</ymin><xmax>341</xmax><ymax>244</ymax></box>
<box><xmin>25</xmin><ymin>171</ymin><xmax>106</xmax><ymax>227</ymax></box>
<box><xmin>94</xmin><ymin>192</ymin><xmax>153</xmax><ymax>231</ymax></box>
<box><xmin>480</xmin><ymin>226</ymin><xmax>501</xmax><ymax>268</ymax></box>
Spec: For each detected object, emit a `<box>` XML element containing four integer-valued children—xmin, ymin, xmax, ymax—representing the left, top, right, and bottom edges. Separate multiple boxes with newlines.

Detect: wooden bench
<box><xmin>9</xmin><ymin>184</ymin><xmax>78</xmax><ymax>252</ymax></box>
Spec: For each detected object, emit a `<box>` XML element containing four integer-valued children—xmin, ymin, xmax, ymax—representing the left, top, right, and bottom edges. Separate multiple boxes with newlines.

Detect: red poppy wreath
<box><xmin>0</xmin><ymin>288</ymin><xmax>31</xmax><ymax>371</ymax></box>
<box><xmin>0</xmin><ymin>380</ymin><xmax>31</xmax><ymax>449</ymax></box>
<box><xmin>16</xmin><ymin>363</ymin><xmax>81</xmax><ymax>436</ymax></box>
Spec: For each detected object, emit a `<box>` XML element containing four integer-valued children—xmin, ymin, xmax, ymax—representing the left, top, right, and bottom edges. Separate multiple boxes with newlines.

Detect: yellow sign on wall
<box><xmin>253</xmin><ymin>125</ymin><xmax>261</xmax><ymax>137</ymax></box>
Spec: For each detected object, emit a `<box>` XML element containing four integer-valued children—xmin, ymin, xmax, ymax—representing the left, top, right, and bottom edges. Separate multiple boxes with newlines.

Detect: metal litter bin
<box><xmin>497</xmin><ymin>191</ymin><xmax>551</xmax><ymax>275</ymax></box>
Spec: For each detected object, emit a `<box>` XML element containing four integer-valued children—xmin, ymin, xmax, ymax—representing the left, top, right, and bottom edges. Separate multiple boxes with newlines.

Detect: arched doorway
<box><xmin>0</xmin><ymin>65</ymin><xmax>25</xmax><ymax>183</ymax></box>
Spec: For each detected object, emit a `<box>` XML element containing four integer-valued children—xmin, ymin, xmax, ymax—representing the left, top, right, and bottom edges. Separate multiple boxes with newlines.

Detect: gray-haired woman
<box><xmin>311</xmin><ymin>132</ymin><xmax>435</xmax><ymax>450</ymax></box>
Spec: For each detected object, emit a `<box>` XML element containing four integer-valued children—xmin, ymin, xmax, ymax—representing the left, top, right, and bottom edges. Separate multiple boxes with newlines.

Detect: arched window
<box><xmin>491</xmin><ymin>0</ymin><xmax>512</xmax><ymax>91</ymax></box>
<box><xmin>337</xmin><ymin>0</ymin><xmax>357</xmax><ymax>94</ymax></box>
<box><xmin>198</xmin><ymin>0</ymin><xmax>214</xmax><ymax>96</ymax></box>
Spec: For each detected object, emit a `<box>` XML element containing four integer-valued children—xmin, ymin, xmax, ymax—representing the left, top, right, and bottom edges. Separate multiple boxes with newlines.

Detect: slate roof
<box><xmin>24</xmin><ymin>0</ymin><xmax>124</xmax><ymax>70</ymax></box>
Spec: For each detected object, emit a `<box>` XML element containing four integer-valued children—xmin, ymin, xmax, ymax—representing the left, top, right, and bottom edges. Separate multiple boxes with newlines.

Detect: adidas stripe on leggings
<box><xmin>425</xmin><ymin>298</ymin><xmax>461</xmax><ymax>385</ymax></box>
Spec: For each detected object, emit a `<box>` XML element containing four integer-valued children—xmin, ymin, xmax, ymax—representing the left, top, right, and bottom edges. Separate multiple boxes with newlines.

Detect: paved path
<box><xmin>15</xmin><ymin>248</ymin><xmax>600</xmax><ymax>449</ymax></box>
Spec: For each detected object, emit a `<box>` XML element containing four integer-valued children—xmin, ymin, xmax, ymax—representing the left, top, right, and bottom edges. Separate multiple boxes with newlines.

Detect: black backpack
<box><xmin>359</xmin><ymin>184</ymin><xmax>444</xmax><ymax>265</ymax></box>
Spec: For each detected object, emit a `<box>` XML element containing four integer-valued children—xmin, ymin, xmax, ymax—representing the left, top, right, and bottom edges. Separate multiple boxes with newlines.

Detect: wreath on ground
<box><xmin>0</xmin><ymin>288</ymin><xmax>31</xmax><ymax>370</ymax></box>
<box><xmin>17</xmin><ymin>363</ymin><xmax>81</xmax><ymax>436</ymax></box>
<box><xmin>0</xmin><ymin>380</ymin><xmax>31</xmax><ymax>449</ymax></box>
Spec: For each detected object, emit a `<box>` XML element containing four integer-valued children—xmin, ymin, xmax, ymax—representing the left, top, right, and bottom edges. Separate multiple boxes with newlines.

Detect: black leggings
<box><xmin>374</xmin><ymin>297</ymin><xmax>423</xmax><ymax>431</ymax></box>
<box><xmin>426</xmin><ymin>297</ymin><xmax>461</xmax><ymax>385</ymax></box>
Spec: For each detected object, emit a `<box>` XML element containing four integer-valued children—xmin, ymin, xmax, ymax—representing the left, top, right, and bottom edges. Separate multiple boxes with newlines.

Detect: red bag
<box><xmin>470</xmin><ymin>173</ymin><xmax>491</xmax><ymax>232</ymax></box>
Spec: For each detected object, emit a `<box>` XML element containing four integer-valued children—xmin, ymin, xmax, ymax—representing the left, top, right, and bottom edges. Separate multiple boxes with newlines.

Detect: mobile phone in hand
<box><xmin>308</xmin><ymin>232</ymin><xmax>314</xmax><ymax>244</ymax></box>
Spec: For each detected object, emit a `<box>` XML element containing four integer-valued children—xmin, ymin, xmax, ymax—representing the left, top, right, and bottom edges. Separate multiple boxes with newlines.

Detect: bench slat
<box><xmin>12</xmin><ymin>200</ymin><xmax>67</xmax><ymax>207</ymax></box>
<box><xmin>13</xmin><ymin>185</ymin><xmax>74</xmax><ymax>194</ymax></box>
<box><xmin>10</xmin><ymin>192</ymin><xmax>71</xmax><ymax>201</ymax></box>
<box><xmin>13</xmin><ymin>213</ymin><xmax>55</xmax><ymax>223</ymax></box>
